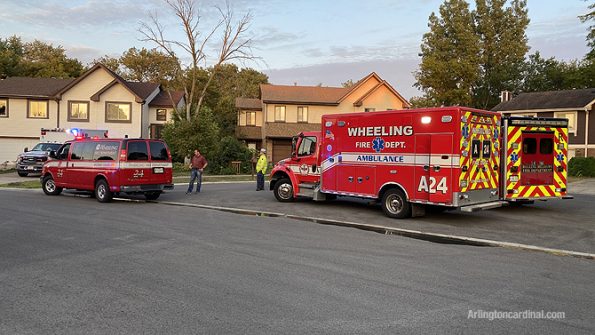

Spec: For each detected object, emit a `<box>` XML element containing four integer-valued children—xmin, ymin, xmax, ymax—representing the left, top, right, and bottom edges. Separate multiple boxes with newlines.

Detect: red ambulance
<box><xmin>269</xmin><ymin>107</ymin><xmax>503</xmax><ymax>218</ymax></box>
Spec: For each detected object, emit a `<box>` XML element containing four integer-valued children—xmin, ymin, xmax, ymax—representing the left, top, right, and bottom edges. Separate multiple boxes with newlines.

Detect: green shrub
<box><xmin>568</xmin><ymin>157</ymin><xmax>595</xmax><ymax>177</ymax></box>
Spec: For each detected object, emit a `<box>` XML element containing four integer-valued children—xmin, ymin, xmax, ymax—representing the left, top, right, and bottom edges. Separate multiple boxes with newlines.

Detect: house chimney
<box><xmin>500</xmin><ymin>90</ymin><xmax>512</xmax><ymax>102</ymax></box>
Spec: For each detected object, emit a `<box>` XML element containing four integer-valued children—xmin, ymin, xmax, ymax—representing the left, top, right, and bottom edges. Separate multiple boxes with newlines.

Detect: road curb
<box><xmin>154</xmin><ymin>200</ymin><xmax>595</xmax><ymax>261</ymax></box>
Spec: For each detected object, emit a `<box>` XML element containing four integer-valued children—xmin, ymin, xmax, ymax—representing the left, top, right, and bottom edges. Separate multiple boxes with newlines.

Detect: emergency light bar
<box><xmin>509</xmin><ymin>119</ymin><xmax>568</xmax><ymax>127</ymax></box>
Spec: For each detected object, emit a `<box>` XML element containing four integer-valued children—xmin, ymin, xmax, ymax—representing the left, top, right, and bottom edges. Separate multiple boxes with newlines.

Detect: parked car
<box><xmin>41</xmin><ymin>138</ymin><xmax>174</xmax><ymax>202</ymax></box>
<box><xmin>16</xmin><ymin>142</ymin><xmax>63</xmax><ymax>177</ymax></box>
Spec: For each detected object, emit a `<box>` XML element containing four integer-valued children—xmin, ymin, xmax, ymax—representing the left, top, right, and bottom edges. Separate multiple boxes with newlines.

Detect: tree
<box><xmin>0</xmin><ymin>36</ymin><xmax>83</xmax><ymax>78</ymax></box>
<box><xmin>579</xmin><ymin>1</ymin><xmax>595</xmax><ymax>59</ymax></box>
<box><xmin>139</xmin><ymin>0</ymin><xmax>257</xmax><ymax>120</ymax></box>
<box><xmin>119</xmin><ymin>47</ymin><xmax>179</xmax><ymax>84</ymax></box>
<box><xmin>414</xmin><ymin>0</ymin><xmax>480</xmax><ymax>106</ymax></box>
<box><xmin>342</xmin><ymin>79</ymin><xmax>355</xmax><ymax>88</ymax></box>
<box><xmin>473</xmin><ymin>0</ymin><xmax>530</xmax><ymax>109</ymax></box>
<box><xmin>22</xmin><ymin>40</ymin><xmax>84</xmax><ymax>78</ymax></box>
<box><xmin>0</xmin><ymin>36</ymin><xmax>24</xmax><ymax>78</ymax></box>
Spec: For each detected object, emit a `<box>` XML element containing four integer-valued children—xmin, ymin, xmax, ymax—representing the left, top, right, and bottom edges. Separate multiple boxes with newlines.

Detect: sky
<box><xmin>0</xmin><ymin>0</ymin><xmax>591</xmax><ymax>100</ymax></box>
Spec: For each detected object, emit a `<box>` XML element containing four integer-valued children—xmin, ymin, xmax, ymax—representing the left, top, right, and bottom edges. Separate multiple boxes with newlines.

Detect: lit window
<box><xmin>275</xmin><ymin>106</ymin><xmax>286</xmax><ymax>122</ymax></box>
<box><xmin>68</xmin><ymin>101</ymin><xmax>89</xmax><ymax>121</ymax></box>
<box><xmin>106</xmin><ymin>102</ymin><xmax>131</xmax><ymax>122</ymax></box>
<box><xmin>246</xmin><ymin>111</ymin><xmax>256</xmax><ymax>126</ymax></box>
<box><xmin>28</xmin><ymin>100</ymin><xmax>48</xmax><ymax>118</ymax></box>
<box><xmin>554</xmin><ymin>112</ymin><xmax>577</xmax><ymax>134</ymax></box>
<box><xmin>156</xmin><ymin>109</ymin><xmax>167</xmax><ymax>121</ymax></box>
<box><xmin>0</xmin><ymin>99</ymin><xmax>7</xmax><ymax>117</ymax></box>
<box><xmin>298</xmin><ymin>106</ymin><xmax>308</xmax><ymax>123</ymax></box>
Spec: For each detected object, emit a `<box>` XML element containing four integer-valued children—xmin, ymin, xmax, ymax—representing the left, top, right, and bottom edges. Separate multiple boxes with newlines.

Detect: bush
<box><xmin>568</xmin><ymin>157</ymin><xmax>595</xmax><ymax>177</ymax></box>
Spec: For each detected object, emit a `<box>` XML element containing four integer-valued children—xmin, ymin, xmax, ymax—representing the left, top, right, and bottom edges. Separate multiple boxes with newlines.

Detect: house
<box><xmin>492</xmin><ymin>89</ymin><xmax>595</xmax><ymax>158</ymax></box>
<box><xmin>0</xmin><ymin>63</ymin><xmax>184</xmax><ymax>164</ymax></box>
<box><xmin>235</xmin><ymin>72</ymin><xmax>410</xmax><ymax>163</ymax></box>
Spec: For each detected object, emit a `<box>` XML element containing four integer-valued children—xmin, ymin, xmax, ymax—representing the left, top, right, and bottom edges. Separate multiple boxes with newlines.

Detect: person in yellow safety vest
<box><xmin>256</xmin><ymin>148</ymin><xmax>268</xmax><ymax>191</ymax></box>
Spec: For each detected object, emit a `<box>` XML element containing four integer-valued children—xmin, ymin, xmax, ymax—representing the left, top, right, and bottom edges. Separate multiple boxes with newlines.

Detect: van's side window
<box><xmin>57</xmin><ymin>143</ymin><xmax>71</xmax><ymax>160</ymax></box>
<box><xmin>92</xmin><ymin>141</ymin><xmax>119</xmax><ymax>161</ymax></box>
<box><xmin>149</xmin><ymin>141</ymin><xmax>168</xmax><ymax>161</ymax></box>
<box><xmin>128</xmin><ymin>141</ymin><xmax>149</xmax><ymax>161</ymax></box>
<box><xmin>71</xmin><ymin>142</ymin><xmax>95</xmax><ymax>160</ymax></box>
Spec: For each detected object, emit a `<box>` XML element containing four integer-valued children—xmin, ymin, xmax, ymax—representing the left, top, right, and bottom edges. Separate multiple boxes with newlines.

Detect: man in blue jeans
<box><xmin>186</xmin><ymin>149</ymin><xmax>208</xmax><ymax>194</ymax></box>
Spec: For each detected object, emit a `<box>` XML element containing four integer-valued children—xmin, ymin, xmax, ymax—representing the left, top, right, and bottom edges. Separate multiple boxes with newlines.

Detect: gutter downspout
<box><xmin>585</xmin><ymin>107</ymin><xmax>590</xmax><ymax>158</ymax></box>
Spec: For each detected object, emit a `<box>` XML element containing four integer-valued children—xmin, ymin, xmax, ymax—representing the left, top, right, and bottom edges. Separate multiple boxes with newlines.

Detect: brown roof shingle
<box><xmin>260</xmin><ymin>84</ymin><xmax>350</xmax><ymax>105</ymax></box>
<box><xmin>149</xmin><ymin>90</ymin><xmax>185</xmax><ymax>107</ymax></box>
<box><xmin>125</xmin><ymin>82</ymin><xmax>160</xmax><ymax>100</ymax></box>
<box><xmin>0</xmin><ymin>77</ymin><xmax>74</xmax><ymax>98</ymax></box>
<box><xmin>235</xmin><ymin>97</ymin><xmax>262</xmax><ymax>110</ymax></box>
<box><xmin>492</xmin><ymin>88</ymin><xmax>595</xmax><ymax>111</ymax></box>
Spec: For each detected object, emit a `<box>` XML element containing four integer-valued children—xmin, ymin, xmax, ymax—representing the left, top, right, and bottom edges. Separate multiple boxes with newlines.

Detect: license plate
<box><xmin>27</xmin><ymin>166</ymin><xmax>35</xmax><ymax>170</ymax></box>
<box><xmin>153</xmin><ymin>167</ymin><xmax>164</xmax><ymax>174</ymax></box>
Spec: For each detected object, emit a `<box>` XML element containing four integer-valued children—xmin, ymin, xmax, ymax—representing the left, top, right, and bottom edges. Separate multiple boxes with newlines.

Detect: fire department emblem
<box><xmin>299</xmin><ymin>164</ymin><xmax>309</xmax><ymax>175</ymax></box>
<box><xmin>57</xmin><ymin>169</ymin><xmax>64</xmax><ymax>178</ymax></box>
<box><xmin>372</xmin><ymin>137</ymin><xmax>385</xmax><ymax>153</ymax></box>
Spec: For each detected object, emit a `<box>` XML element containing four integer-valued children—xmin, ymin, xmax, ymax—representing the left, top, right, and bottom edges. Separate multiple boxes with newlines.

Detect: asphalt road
<box><xmin>0</xmin><ymin>189</ymin><xmax>594</xmax><ymax>334</ymax></box>
<box><xmin>154</xmin><ymin>182</ymin><xmax>595</xmax><ymax>254</ymax></box>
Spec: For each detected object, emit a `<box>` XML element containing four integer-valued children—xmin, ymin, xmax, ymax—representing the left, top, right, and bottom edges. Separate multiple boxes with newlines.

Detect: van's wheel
<box><xmin>274</xmin><ymin>178</ymin><xmax>294</xmax><ymax>202</ymax></box>
<box><xmin>18</xmin><ymin>171</ymin><xmax>28</xmax><ymax>177</ymax></box>
<box><xmin>42</xmin><ymin>175</ymin><xmax>62</xmax><ymax>195</ymax></box>
<box><xmin>95</xmin><ymin>179</ymin><xmax>113</xmax><ymax>203</ymax></box>
<box><xmin>144</xmin><ymin>191</ymin><xmax>161</xmax><ymax>200</ymax></box>
<box><xmin>381</xmin><ymin>189</ymin><xmax>411</xmax><ymax>219</ymax></box>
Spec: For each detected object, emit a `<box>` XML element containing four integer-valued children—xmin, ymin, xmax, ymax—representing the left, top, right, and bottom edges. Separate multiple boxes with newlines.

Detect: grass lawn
<box><xmin>0</xmin><ymin>180</ymin><xmax>40</xmax><ymax>189</ymax></box>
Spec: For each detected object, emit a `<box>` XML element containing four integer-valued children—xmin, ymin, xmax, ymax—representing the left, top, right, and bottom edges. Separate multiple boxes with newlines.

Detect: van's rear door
<box><xmin>120</xmin><ymin>140</ymin><xmax>152</xmax><ymax>187</ymax></box>
<box><xmin>148</xmin><ymin>140</ymin><xmax>173</xmax><ymax>186</ymax></box>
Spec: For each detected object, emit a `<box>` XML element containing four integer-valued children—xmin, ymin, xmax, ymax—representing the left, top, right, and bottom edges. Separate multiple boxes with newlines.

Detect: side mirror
<box><xmin>49</xmin><ymin>151</ymin><xmax>57</xmax><ymax>159</ymax></box>
<box><xmin>23</xmin><ymin>147</ymin><xmax>28</xmax><ymax>153</ymax></box>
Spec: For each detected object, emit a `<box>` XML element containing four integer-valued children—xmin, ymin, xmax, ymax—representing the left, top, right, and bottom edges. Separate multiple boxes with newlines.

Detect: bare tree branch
<box><xmin>139</xmin><ymin>0</ymin><xmax>259</xmax><ymax>120</ymax></box>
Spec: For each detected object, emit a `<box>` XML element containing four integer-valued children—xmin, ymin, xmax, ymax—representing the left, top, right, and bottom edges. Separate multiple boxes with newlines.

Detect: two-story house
<box><xmin>0</xmin><ymin>63</ymin><xmax>184</xmax><ymax>164</ymax></box>
<box><xmin>236</xmin><ymin>72</ymin><xmax>410</xmax><ymax>163</ymax></box>
<box><xmin>492</xmin><ymin>89</ymin><xmax>595</xmax><ymax>158</ymax></box>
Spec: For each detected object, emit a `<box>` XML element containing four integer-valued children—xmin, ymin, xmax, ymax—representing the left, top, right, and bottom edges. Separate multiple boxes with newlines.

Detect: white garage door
<box><xmin>0</xmin><ymin>138</ymin><xmax>39</xmax><ymax>165</ymax></box>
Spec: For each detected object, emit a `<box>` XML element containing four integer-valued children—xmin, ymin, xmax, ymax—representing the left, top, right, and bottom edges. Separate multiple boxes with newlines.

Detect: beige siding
<box><xmin>0</xmin><ymin>98</ymin><xmax>58</xmax><ymax>137</ymax></box>
<box><xmin>59</xmin><ymin>69</ymin><xmax>142</xmax><ymax>138</ymax></box>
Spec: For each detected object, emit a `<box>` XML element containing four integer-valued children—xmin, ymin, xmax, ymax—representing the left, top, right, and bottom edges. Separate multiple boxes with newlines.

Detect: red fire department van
<box><xmin>500</xmin><ymin>116</ymin><xmax>571</xmax><ymax>203</ymax></box>
<box><xmin>270</xmin><ymin>107</ymin><xmax>503</xmax><ymax>218</ymax></box>
<box><xmin>41</xmin><ymin>138</ymin><xmax>174</xmax><ymax>202</ymax></box>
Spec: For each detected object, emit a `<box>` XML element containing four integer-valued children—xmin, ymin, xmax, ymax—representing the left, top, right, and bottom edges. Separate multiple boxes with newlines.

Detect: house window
<box><xmin>28</xmin><ymin>100</ymin><xmax>48</xmax><ymax>118</ymax></box>
<box><xmin>365</xmin><ymin>108</ymin><xmax>376</xmax><ymax>112</ymax></box>
<box><xmin>106</xmin><ymin>102</ymin><xmax>132</xmax><ymax>122</ymax></box>
<box><xmin>0</xmin><ymin>99</ymin><xmax>7</xmax><ymax>117</ymax></box>
<box><xmin>275</xmin><ymin>106</ymin><xmax>286</xmax><ymax>122</ymax></box>
<box><xmin>515</xmin><ymin>113</ymin><xmax>537</xmax><ymax>117</ymax></box>
<box><xmin>246</xmin><ymin>111</ymin><xmax>256</xmax><ymax>126</ymax></box>
<box><xmin>156</xmin><ymin>109</ymin><xmax>167</xmax><ymax>121</ymax></box>
<box><xmin>297</xmin><ymin>106</ymin><xmax>308</xmax><ymax>123</ymax></box>
<box><xmin>554</xmin><ymin>112</ymin><xmax>577</xmax><ymax>134</ymax></box>
<box><xmin>68</xmin><ymin>101</ymin><xmax>89</xmax><ymax>121</ymax></box>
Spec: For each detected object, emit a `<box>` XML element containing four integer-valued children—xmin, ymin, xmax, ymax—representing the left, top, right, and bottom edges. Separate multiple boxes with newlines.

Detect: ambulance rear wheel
<box><xmin>42</xmin><ymin>175</ymin><xmax>62</xmax><ymax>196</ymax></box>
<box><xmin>274</xmin><ymin>178</ymin><xmax>294</xmax><ymax>202</ymax></box>
<box><xmin>95</xmin><ymin>179</ymin><xmax>113</xmax><ymax>203</ymax></box>
<box><xmin>381</xmin><ymin>189</ymin><xmax>411</xmax><ymax>219</ymax></box>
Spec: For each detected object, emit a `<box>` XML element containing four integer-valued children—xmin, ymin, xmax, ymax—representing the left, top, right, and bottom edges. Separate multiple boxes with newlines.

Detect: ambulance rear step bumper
<box><xmin>460</xmin><ymin>201</ymin><xmax>507</xmax><ymax>212</ymax></box>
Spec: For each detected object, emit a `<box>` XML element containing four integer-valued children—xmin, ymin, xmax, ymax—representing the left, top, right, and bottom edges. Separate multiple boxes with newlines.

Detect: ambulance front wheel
<box><xmin>381</xmin><ymin>189</ymin><xmax>411</xmax><ymax>219</ymax></box>
<box><xmin>274</xmin><ymin>178</ymin><xmax>294</xmax><ymax>202</ymax></box>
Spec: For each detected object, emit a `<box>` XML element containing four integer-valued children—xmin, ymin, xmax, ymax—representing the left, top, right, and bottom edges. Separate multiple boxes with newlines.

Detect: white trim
<box><xmin>502</xmin><ymin>108</ymin><xmax>582</xmax><ymax>113</ymax></box>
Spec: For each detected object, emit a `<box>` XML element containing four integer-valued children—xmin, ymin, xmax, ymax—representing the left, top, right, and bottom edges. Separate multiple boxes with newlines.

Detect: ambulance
<box><xmin>500</xmin><ymin>116</ymin><xmax>572</xmax><ymax>203</ymax></box>
<box><xmin>269</xmin><ymin>107</ymin><xmax>504</xmax><ymax>218</ymax></box>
